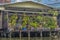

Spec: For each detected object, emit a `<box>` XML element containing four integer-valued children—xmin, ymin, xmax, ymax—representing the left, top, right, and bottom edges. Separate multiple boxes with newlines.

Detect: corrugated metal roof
<box><xmin>0</xmin><ymin>0</ymin><xmax>49</xmax><ymax>6</ymax></box>
<box><xmin>0</xmin><ymin>1</ymin><xmax>56</xmax><ymax>9</ymax></box>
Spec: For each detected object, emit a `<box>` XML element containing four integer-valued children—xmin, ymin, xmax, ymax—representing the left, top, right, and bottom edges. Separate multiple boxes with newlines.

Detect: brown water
<box><xmin>0</xmin><ymin>37</ymin><xmax>59</xmax><ymax>40</ymax></box>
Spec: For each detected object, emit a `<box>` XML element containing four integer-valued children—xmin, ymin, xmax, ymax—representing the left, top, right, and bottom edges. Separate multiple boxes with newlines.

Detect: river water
<box><xmin>0</xmin><ymin>37</ymin><xmax>59</xmax><ymax>40</ymax></box>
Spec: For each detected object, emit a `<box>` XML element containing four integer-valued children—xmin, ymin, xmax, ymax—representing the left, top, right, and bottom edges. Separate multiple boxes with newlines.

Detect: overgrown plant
<box><xmin>22</xmin><ymin>13</ymin><xmax>30</xmax><ymax>29</ymax></box>
<box><xmin>48</xmin><ymin>10</ymin><xmax>58</xmax><ymax>16</ymax></box>
<box><xmin>8</xmin><ymin>14</ymin><xmax>18</xmax><ymax>28</ymax></box>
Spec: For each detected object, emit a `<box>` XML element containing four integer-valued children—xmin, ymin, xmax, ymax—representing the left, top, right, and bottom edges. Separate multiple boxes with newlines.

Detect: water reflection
<box><xmin>0</xmin><ymin>37</ymin><xmax>59</xmax><ymax>40</ymax></box>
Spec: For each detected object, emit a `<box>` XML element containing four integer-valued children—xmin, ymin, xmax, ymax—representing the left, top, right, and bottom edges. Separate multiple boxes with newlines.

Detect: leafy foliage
<box><xmin>8</xmin><ymin>14</ymin><xmax>18</xmax><ymax>28</ymax></box>
<box><xmin>43</xmin><ymin>16</ymin><xmax>57</xmax><ymax>29</ymax></box>
<box><xmin>8</xmin><ymin>12</ymin><xmax>58</xmax><ymax>30</ymax></box>
<box><xmin>29</xmin><ymin>21</ymin><xmax>39</xmax><ymax>28</ymax></box>
<box><xmin>22</xmin><ymin>13</ymin><xmax>30</xmax><ymax>28</ymax></box>
<box><xmin>48</xmin><ymin>10</ymin><xmax>58</xmax><ymax>16</ymax></box>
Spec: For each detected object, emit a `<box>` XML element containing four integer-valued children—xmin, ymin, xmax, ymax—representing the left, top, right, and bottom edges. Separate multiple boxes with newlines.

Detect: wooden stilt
<box><xmin>28</xmin><ymin>30</ymin><xmax>30</xmax><ymax>40</ymax></box>
<box><xmin>20</xmin><ymin>30</ymin><xmax>21</xmax><ymax>40</ymax></box>
<box><xmin>40</xmin><ymin>31</ymin><xmax>42</xmax><ymax>40</ymax></box>
<box><xmin>50</xmin><ymin>31</ymin><xmax>51</xmax><ymax>40</ymax></box>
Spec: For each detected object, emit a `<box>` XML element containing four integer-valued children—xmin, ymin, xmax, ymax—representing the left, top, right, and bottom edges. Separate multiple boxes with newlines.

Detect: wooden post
<box><xmin>1</xmin><ymin>10</ymin><xmax>2</xmax><ymax>40</ymax></box>
<box><xmin>58</xmin><ymin>30</ymin><xmax>60</xmax><ymax>40</ymax></box>
<box><xmin>28</xmin><ymin>22</ymin><xmax>30</xmax><ymax>40</ymax></box>
<box><xmin>40</xmin><ymin>29</ymin><xmax>42</xmax><ymax>40</ymax></box>
<box><xmin>28</xmin><ymin>15</ymin><xmax>30</xmax><ymax>40</ymax></box>
<box><xmin>28</xmin><ymin>30</ymin><xmax>30</xmax><ymax>40</ymax></box>
<box><xmin>7</xmin><ymin>11</ymin><xmax>11</xmax><ymax>40</ymax></box>
<box><xmin>19</xmin><ymin>13</ymin><xmax>23</xmax><ymax>40</ymax></box>
<box><xmin>50</xmin><ymin>28</ymin><xmax>51</xmax><ymax>40</ymax></box>
<box><xmin>40</xmin><ymin>22</ymin><xmax>42</xmax><ymax>40</ymax></box>
<box><xmin>1</xmin><ymin>10</ymin><xmax>2</xmax><ymax>29</ymax></box>
<box><xmin>20</xmin><ymin>30</ymin><xmax>21</xmax><ymax>40</ymax></box>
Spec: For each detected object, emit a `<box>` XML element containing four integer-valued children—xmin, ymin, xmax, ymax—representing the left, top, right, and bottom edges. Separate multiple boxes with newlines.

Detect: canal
<box><xmin>0</xmin><ymin>37</ymin><xmax>59</xmax><ymax>40</ymax></box>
